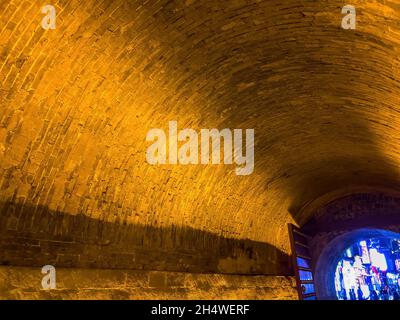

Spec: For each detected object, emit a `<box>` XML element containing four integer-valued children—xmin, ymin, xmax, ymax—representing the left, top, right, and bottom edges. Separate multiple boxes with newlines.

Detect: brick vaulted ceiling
<box><xmin>1</xmin><ymin>0</ymin><xmax>400</xmax><ymax>273</ymax></box>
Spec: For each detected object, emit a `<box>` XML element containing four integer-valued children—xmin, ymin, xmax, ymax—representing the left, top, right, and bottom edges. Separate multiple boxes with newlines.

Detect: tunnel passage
<box><xmin>1</xmin><ymin>0</ymin><xmax>400</xmax><ymax>299</ymax></box>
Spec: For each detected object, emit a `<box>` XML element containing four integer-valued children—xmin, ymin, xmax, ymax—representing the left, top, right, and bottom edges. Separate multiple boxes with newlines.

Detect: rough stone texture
<box><xmin>2</xmin><ymin>0</ymin><xmax>400</xmax><ymax>295</ymax></box>
<box><xmin>0</xmin><ymin>266</ymin><xmax>297</xmax><ymax>300</ymax></box>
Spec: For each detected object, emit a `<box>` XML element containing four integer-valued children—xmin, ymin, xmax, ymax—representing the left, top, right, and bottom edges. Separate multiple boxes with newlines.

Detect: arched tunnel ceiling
<box><xmin>1</xmin><ymin>0</ymin><xmax>400</xmax><ymax>257</ymax></box>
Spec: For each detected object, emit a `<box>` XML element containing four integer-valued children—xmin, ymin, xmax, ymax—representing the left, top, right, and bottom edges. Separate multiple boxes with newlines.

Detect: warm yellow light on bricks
<box><xmin>1</xmin><ymin>0</ymin><xmax>400</xmax><ymax>300</ymax></box>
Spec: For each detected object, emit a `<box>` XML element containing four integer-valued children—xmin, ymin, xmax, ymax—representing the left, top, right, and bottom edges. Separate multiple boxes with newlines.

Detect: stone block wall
<box><xmin>0</xmin><ymin>266</ymin><xmax>297</xmax><ymax>300</ymax></box>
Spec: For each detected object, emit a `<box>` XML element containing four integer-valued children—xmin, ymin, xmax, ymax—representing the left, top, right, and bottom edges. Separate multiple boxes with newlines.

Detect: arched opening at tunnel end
<box><xmin>314</xmin><ymin>228</ymin><xmax>400</xmax><ymax>300</ymax></box>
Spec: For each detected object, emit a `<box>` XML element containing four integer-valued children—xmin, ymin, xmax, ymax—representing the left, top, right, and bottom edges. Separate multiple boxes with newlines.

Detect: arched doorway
<box><xmin>314</xmin><ymin>228</ymin><xmax>400</xmax><ymax>300</ymax></box>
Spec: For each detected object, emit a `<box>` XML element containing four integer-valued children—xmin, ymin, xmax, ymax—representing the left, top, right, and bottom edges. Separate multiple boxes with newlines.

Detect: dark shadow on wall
<box><xmin>0</xmin><ymin>201</ymin><xmax>290</xmax><ymax>275</ymax></box>
<box><xmin>2</xmin><ymin>0</ymin><xmax>400</xmax><ymax>279</ymax></box>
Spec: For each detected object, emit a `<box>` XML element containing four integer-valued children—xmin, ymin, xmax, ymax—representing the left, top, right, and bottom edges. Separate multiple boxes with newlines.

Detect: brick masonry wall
<box><xmin>0</xmin><ymin>201</ymin><xmax>290</xmax><ymax>275</ymax></box>
<box><xmin>0</xmin><ymin>266</ymin><xmax>297</xmax><ymax>300</ymax></box>
<box><xmin>3</xmin><ymin>0</ymin><xmax>400</xmax><ymax>279</ymax></box>
<box><xmin>0</xmin><ymin>0</ymin><xmax>301</xmax><ymax>275</ymax></box>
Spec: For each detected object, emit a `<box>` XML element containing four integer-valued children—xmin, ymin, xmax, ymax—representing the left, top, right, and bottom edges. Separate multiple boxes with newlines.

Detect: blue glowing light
<box><xmin>335</xmin><ymin>237</ymin><xmax>400</xmax><ymax>300</ymax></box>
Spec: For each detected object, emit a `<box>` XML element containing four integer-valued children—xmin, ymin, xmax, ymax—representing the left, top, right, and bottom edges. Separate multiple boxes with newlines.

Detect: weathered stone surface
<box><xmin>0</xmin><ymin>266</ymin><xmax>297</xmax><ymax>300</ymax></box>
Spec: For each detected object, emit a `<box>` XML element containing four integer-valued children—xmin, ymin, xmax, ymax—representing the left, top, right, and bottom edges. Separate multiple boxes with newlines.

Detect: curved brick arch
<box><xmin>1</xmin><ymin>0</ymin><xmax>400</xmax><ymax>293</ymax></box>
